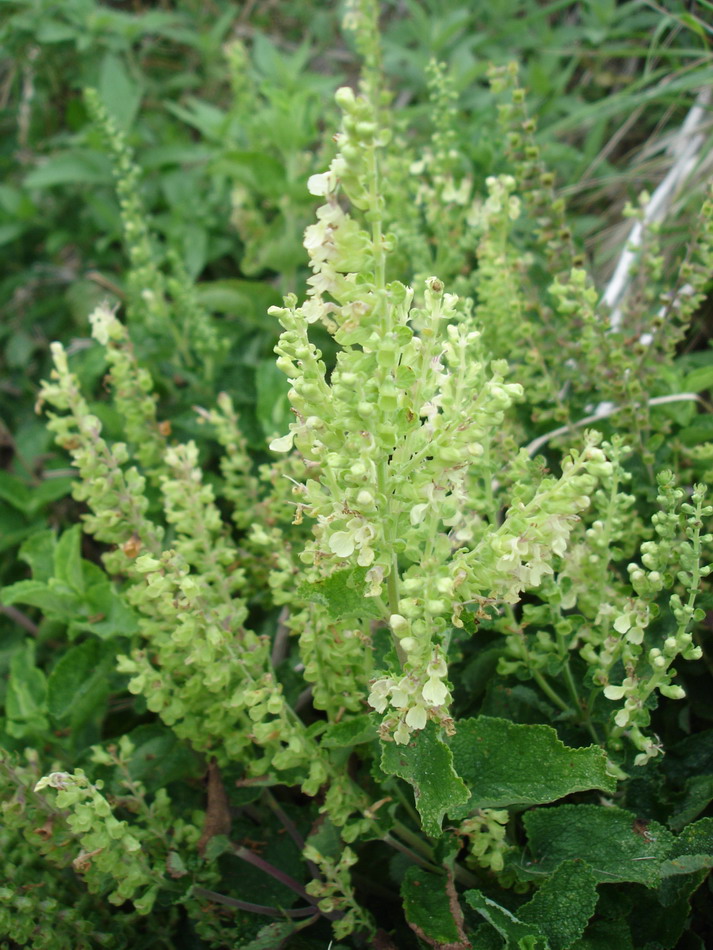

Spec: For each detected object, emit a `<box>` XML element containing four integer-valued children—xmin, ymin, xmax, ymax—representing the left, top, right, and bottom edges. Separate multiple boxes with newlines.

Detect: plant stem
<box><xmin>390</xmin><ymin>818</ymin><xmax>435</xmax><ymax>860</ymax></box>
<box><xmin>192</xmin><ymin>886</ymin><xmax>317</xmax><ymax>919</ymax></box>
<box><xmin>231</xmin><ymin>842</ymin><xmax>341</xmax><ymax>922</ymax></box>
<box><xmin>382</xmin><ymin>834</ymin><xmax>440</xmax><ymax>873</ymax></box>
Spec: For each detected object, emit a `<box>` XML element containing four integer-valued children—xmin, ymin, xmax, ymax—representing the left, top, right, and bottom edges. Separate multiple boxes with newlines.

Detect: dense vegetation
<box><xmin>1</xmin><ymin>2</ymin><xmax>713</xmax><ymax>948</ymax></box>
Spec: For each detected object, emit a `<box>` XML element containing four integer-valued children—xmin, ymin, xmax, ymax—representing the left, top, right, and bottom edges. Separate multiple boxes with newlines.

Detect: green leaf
<box><xmin>669</xmin><ymin>774</ymin><xmax>713</xmax><ymax>832</ymax></box>
<box><xmin>626</xmin><ymin>880</ymin><xmax>698</xmax><ymax>950</ymax></box>
<box><xmin>6</xmin><ymin>331</ymin><xmax>37</xmax><ymax>369</ymax></box>
<box><xmin>98</xmin><ymin>52</ymin><xmax>142</xmax><ymax>130</ymax></box>
<box><xmin>677</xmin><ymin>416</ymin><xmax>713</xmax><ymax>446</ymax></box>
<box><xmin>0</xmin><ymin>471</ymin><xmax>30</xmax><ymax>513</ymax></box>
<box><xmin>380</xmin><ymin>722</ymin><xmax>469</xmax><ymax>838</ymax></box>
<box><xmin>570</xmin><ymin>916</ymin><xmax>634</xmax><ymax>950</ymax></box>
<box><xmin>464</xmin><ymin>890</ymin><xmax>548</xmax><ymax>949</ymax></box>
<box><xmin>679</xmin><ymin>12</ymin><xmax>707</xmax><ymax>39</ymax></box>
<box><xmin>25</xmin><ymin>477</ymin><xmax>74</xmax><ymax>514</ymax></box>
<box><xmin>19</xmin><ymin>530</ymin><xmax>57</xmax><ymax>583</ymax></box>
<box><xmin>661</xmin><ymin>816</ymin><xmax>713</xmax><ymax>877</ymax></box>
<box><xmin>203</xmin><ymin>835</ymin><xmax>231</xmax><ymax>863</ymax></box>
<box><xmin>53</xmin><ymin>525</ymin><xmax>84</xmax><ymax>594</ymax></box>
<box><xmin>164</xmin><ymin>97</ymin><xmax>228</xmax><ymax>140</ymax></box>
<box><xmin>402</xmin><ymin>867</ymin><xmax>469</xmax><ymax>949</ymax></box>
<box><xmin>682</xmin><ymin>363</ymin><xmax>713</xmax><ymax>394</ymax></box>
<box><xmin>469</xmin><ymin>923</ymin><xmax>506</xmax><ymax>950</ymax></box>
<box><xmin>0</xmin><ymin>505</ymin><xmax>34</xmax><ymax>555</ymax></box>
<box><xmin>448</xmin><ymin>717</ymin><xmax>616</xmax><ymax>817</ymax></box>
<box><xmin>215</xmin><ymin>150</ymin><xmax>287</xmax><ymax>197</ymax></box>
<box><xmin>298</xmin><ymin>567</ymin><xmax>382</xmax><ymax>622</ymax></box>
<box><xmin>519</xmin><ymin>860</ymin><xmax>599</xmax><ymax>950</ymax></box>
<box><xmin>79</xmin><ymin>581</ymin><xmax>139</xmax><ymax>639</ymax></box>
<box><xmin>1</xmin><ymin>579</ymin><xmax>79</xmax><ymax>617</ymax></box>
<box><xmin>47</xmin><ymin>639</ymin><xmax>115</xmax><ymax>728</ymax></box>
<box><xmin>0</xmin><ymin>222</ymin><xmax>24</xmax><ymax>245</ymax></box>
<box><xmin>124</xmin><ymin>724</ymin><xmax>201</xmax><ymax>792</ymax></box>
<box><xmin>481</xmin><ymin>683</ymin><xmax>558</xmax><ymax>724</ymax></box>
<box><xmin>35</xmin><ymin>19</ymin><xmax>77</xmax><ymax>42</ymax></box>
<box><xmin>321</xmin><ymin>714</ymin><xmax>378</xmax><ymax>748</ymax></box>
<box><xmin>521</xmin><ymin>805</ymin><xmax>674</xmax><ymax>886</ymax></box>
<box><xmin>6</xmin><ymin>641</ymin><xmax>49</xmax><ymax>738</ymax></box>
<box><xmin>141</xmin><ymin>144</ymin><xmax>214</xmax><ymax>168</ymax></box>
<box><xmin>236</xmin><ymin>922</ymin><xmax>295</xmax><ymax>950</ymax></box>
<box><xmin>664</xmin><ymin>727</ymin><xmax>713</xmax><ymax>783</ymax></box>
<box><xmin>305</xmin><ymin>816</ymin><xmax>343</xmax><ymax>862</ymax></box>
<box><xmin>194</xmin><ymin>279</ymin><xmax>281</xmax><ymax>321</ymax></box>
<box><xmin>24</xmin><ymin>150</ymin><xmax>114</xmax><ymax>188</ymax></box>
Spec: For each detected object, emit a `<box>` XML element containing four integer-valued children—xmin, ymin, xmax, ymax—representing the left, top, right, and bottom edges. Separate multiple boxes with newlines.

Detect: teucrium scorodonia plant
<box><xmin>3</xmin><ymin>2</ymin><xmax>711</xmax><ymax>946</ymax></box>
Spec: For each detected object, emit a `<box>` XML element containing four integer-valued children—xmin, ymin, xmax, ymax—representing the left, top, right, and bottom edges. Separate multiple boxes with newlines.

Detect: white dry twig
<box><xmin>525</xmin><ymin>392</ymin><xmax>703</xmax><ymax>457</ymax></box>
<box><xmin>602</xmin><ymin>87</ymin><xmax>712</xmax><ymax>332</ymax></box>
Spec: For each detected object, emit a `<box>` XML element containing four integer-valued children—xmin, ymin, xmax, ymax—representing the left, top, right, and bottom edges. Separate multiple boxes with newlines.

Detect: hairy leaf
<box><xmin>381</xmin><ymin>722</ymin><xmax>469</xmax><ymax>838</ymax></box>
<box><xmin>47</xmin><ymin>638</ymin><xmax>115</xmax><ymax>728</ymax></box>
<box><xmin>402</xmin><ymin>867</ymin><xmax>469</xmax><ymax>950</ymax></box>
<box><xmin>519</xmin><ymin>860</ymin><xmax>599</xmax><ymax>950</ymax></box>
<box><xmin>298</xmin><ymin>567</ymin><xmax>382</xmax><ymax>621</ymax></box>
<box><xmin>521</xmin><ymin>805</ymin><xmax>674</xmax><ymax>886</ymax></box>
<box><xmin>464</xmin><ymin>890</ymin><xmax>548</xmax><ymax>949</ymax></box>
<box><xmin>448</xmin><ymin>717</ymin><xmax>615</xmax><ymax>817</ymax></box>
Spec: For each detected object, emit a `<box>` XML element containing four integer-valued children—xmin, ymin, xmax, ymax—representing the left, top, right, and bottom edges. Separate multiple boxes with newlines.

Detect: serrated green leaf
<box><xmin>53</xmin><ymin>525</ymin><xmax>84</xmax><ymax>593</ymax></box>
<box><xmin>402</xmin><ymin>867</ymin><xmax>469</xmax><ymax>949</ymax></box>
<box><xmin>448</xmin><ymin>717</ymin><xmax>616</xmax><ymax>818</ymax></box>
<box><xmin>464</xmin><ymin>890</ymin><xmax>548</xmax><ymax>949</ymax></box>
<box><xmin>1</xmin><ymin>579</ymin><xmax>80</xmax><ymax>617</ymax></box>
<box><xmin>660</xmin><ymin>816</ymin><xmax>713</xmax><ymax>877</ymax></box>
<box><xmin>519</xmin><ymin>860</ymin><xmax>599</xmax><ymax>950</ymax></box>
<box><xmin>380</xmin><ymin>722</ymin><xmax>469</xmax><ymax>838</ymax></box>
<box><xmin>522</xmin><ymin>805</ymin><xmax>674</xmax><ymax>886</ymax></box>
<box><xmin>47</xmin><ymin>638</ymin><xmax>115</xmax><ymax>727</ymax></box>
<box><xmin>298</xmin><ymin>567</ymin><xmax>382</xmax><ymax>621</ymax></box>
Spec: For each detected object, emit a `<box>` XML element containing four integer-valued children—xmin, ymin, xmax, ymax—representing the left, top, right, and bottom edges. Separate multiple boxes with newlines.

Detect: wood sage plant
<box><xmin>2</xmin><ymin>2</ymin><xmax>712</xmax><ymax>947</ymax></box>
